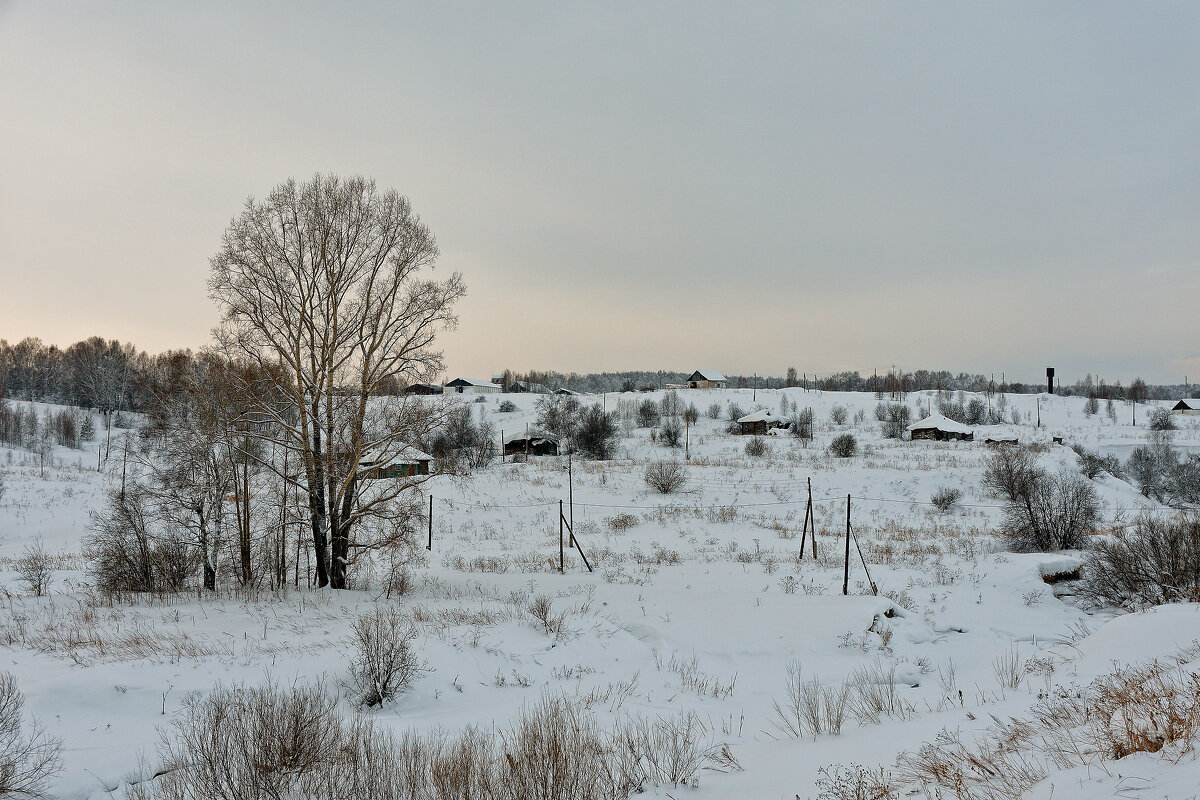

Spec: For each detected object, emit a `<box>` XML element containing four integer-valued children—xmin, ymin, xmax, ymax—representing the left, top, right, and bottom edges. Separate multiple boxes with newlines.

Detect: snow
<box><xmin>907</xmin><ymin>412</ymin><xmax>974</xmax><ymax>435</ymax></box>
<box><xmin>2</xmin><ymin>390</ymin><xmax>1199</xmax><ymax>798</ymax></box>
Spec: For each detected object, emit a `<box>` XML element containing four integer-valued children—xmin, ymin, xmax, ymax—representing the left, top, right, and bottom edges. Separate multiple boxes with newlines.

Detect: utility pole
<box><xmin>753</xmin><ymin>373</ymin><xmax>757</xmax><ymax>403</ymax></box>
<box><xmin>843</xmin><ymin>494</ymin><xmax>851</xmax><ymax>596</ymax></box>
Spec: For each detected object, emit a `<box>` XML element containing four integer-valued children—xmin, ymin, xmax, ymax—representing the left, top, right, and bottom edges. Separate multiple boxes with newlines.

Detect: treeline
<box><xmin>497</xmin><ymin>366</ymin><xmax>1188</xmax><ymax>398</ymax></box>
<box><xmin>0</xmin><ymin>336</ymin><xmax>419</xmax><ymax>413</ymax></box>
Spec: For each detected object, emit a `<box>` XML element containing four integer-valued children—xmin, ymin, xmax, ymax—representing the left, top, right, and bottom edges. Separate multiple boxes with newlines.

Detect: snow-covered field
<box><xmin>3</xmin><ymin>388</ymin><xmax>1200</xmax><ymax>799</ymax></box>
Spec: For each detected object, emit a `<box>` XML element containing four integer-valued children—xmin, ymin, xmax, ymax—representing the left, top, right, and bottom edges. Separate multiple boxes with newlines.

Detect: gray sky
<box><xmin>1</xmin><ymin>1</ymin><xmax>1196</xmax><ymax>384</ymax></box>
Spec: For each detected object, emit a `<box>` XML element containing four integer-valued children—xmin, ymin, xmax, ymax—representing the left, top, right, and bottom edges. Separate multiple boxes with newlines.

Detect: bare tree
<box><xmin>0</xmin><ymin>673</ymin><xmax>62</xmax><ymax>800</ymax></box>
<box><xmin>210</xmin><ymin>174</ymin><xmax>465</xmax><ymax>588</ymax></box>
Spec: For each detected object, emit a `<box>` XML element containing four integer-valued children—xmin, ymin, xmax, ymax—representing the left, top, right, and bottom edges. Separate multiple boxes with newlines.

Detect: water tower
<box><xmin>1046</xmin><ymin>367</ymin><xmax>1055</xmax><ymax>395</ymax></box>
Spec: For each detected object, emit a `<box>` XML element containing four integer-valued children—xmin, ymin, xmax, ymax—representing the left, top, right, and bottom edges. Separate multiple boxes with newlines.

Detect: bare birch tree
<box><xmin>210</xmin><ymin>174</ymin><xmax>464</xmax><ymax>589</ymax></box>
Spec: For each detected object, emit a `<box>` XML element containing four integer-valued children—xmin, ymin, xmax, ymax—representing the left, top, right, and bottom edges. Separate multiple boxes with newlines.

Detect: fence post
<box><xmin>559</xmin><ymin>500</ymin><xmax>565</xmax><ymax>573</ymax></box>
<box><xmin>427</xmin><ymin>495</ymin><xmax>433</xmax><ymax>551</ymax></box>
<box><xmin>843</xmin><ymin>494</ymin><xmax>851</xmax><ymax>595</ymax></box>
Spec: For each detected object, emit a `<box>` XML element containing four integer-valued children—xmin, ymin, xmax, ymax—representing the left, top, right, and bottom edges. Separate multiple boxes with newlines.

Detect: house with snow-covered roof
<box><xmin>445</xmin><ymin>377</ymin><xmax>501</xmax><ymax>394</ymax></box>
<box><xmin>1172</xmin><ymin>398</ymin><xmax>1200</xmax><ymax>415</ymax></box>
<box><xmin>686</xmin><ymin>370</ymin><xmax>727</xmax><ymax>389</ymax></box>
<box><xmin>736</xmin><ymin>409</ymin><xmax>782</xmax><ymax>435</ymax></box>
<box><xmin>907</xmin><ymin>413</ymin><xmax>974</xmax><ymax>442</ymax></box>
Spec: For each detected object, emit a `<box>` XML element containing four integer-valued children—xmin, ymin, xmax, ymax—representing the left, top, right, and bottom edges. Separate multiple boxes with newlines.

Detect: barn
<box><xmin>445</xmin><ymin>377</ymin><xmax>502</xmax><ymax>394</ymax></box>
<box><xmin>907</xmin><ymin>413</ymin><xmax>974</xmax><ymax>442</ymax></box>
<box><xmin>686</xmin><ymin>370</ymin><xmax>727</xmax><ymax>389</ymax></box>
<box><xmin>1172</xmin><ymin>399</ymin><xmax>1200</xmax><ymax>415</ymax></box>
<box><xmin>737</xmin><ymin>409</ymin><xmax>782</xmax><ymax>435</ymax></box>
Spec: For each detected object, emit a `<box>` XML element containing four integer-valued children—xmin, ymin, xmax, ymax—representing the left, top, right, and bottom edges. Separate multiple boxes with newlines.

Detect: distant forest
<box><xmin>0</xmin><ymin>336</ymin><xmax>1190</xmax><ymax>415</ymax></box>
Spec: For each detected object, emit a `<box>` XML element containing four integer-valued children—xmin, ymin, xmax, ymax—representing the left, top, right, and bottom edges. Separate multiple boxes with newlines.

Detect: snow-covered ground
<box><xmin>2</xmin><ymin>389</ymin><xmax>1199</xmax><ymax>799</ymax></box>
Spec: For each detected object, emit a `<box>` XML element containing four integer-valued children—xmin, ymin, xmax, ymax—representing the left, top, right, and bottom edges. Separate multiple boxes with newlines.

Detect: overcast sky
<box><xmin>1</xmin><ymin>1</ymin><xmax>1196</xmax><ymax>384</ymax></box>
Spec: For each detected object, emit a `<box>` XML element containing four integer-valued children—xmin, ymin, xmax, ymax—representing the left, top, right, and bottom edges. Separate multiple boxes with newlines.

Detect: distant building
<box><xmin>403</xmin><ymin>382</ymin><xmax>444</xmax><ymax>395</ymax></box>
<box><xmin>983</xmin><ymin>433</ymin><xmax>1019</xmax><ymax>446</ymax></box>
<box><xmin>554</xmin><ymin>387</ymin><xmax>580</xmax><ymax>396</ymax></box>
<box><xmin>737</xmin><ymin>409</ymin><xmax>782</xmax><ymax>435</ymax></box>
<box><xmin>1172</xmin><ymin>399</ymin><xmax>1200</xmax><ymax>415</ymax></box>
<box><xmin>503</xmin><ymin>432</ymin><xmax>560</xmax><ymax>457</ymax></box>
<box><xmin>687</xmin><ymin>370</ymin><xmax>727</xmax><ymax>389</ymax></box>
<box><xmin>907</xmin><ymin>413</ymin><xmax>974</xmax><ymax>442</ymax></box>
<box><xmin>358</xmin><ymin>446</ymin><xmax>433</xmax><ymax>479</ymax></box>
<box><xmin>445</xmin><ymin>378</ymin><xmax>502</xmax><ymax>394</ymax></box>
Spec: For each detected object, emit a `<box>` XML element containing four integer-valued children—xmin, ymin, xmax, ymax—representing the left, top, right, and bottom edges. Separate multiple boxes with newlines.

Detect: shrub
<box><xmin>706</xmin><ymin>403</ymin><xmax>722</xmax><ymax>420</ymax></box>
<box><xmin>726</xmin><ymin>403</ymin><xmax>744</xmax><ymax>423</ymax></box>
<box><xmin>829</xmin><ymin>405</ymin><xmax>848</xmax><ymax>425</ymax></box>
<box><xmin>607</xmin><ymin>513</ymin><xmax>639</xmax><ymax>531</ymax></box>
<box><xmin>528</xmin><ymin>594</ymin><xmax>566</xmax><ymax>636</ymax></box>
<box><xmin>964</xmin><ymin>397</ymin><xmax>987</xmax><ymax>425</ymax></box>
<box><xmin>880</xmin><ymin>404</ymin><xmax>910</xmax><ymax>439</ymax></box>
<box><xmin>981</xmin><ymin>445</ymin><xmax>1041</xmax><ymax>502</ymax></box>
<box><xmin>789</xmin><ymin>408</ymin><xmax>814</xmax><ymax>439</ymax></box>
<box><xmin>645</xmin><ymin>461</ymin><xmax>688</xmax><ymax>494</ymax></box>
<box><xmin>682</xmin><ymin>404</ymin><xmax>699</xmax><ymax>426</ymax></box>
<box><xmin>348</xmin><ymin>606</ymin><xmax>422</xmax><ymax>707</ymax></box>
<box><xmin>873</xmin><ymin>403</ymin><xmax>889</xmax><ymax>422</ymax></box>
<box><xmin>1148</xmin><ymin>406</ymin><xmax>1175</xmax><ymax>431</ymax></box>
<box><xmin>929</xmin><ymin>487</ymin><xmax>960</xmax><ymax>513</ymax></box>
<box><xmin>0</xmin><ymin>673</ymin><xmax>62</xmax><ymax>800</ymax></box>
<box><xmin>828</xmin><ymin>433</ymin><xmax>856</xmax><ymax>458</ymax></box>
<box><xmin>1079</xmin><ymin>516</ymin><xmax>1200</xmax><ymax>609</ymax></box>
<box><xmin>1071</xmin><ymin>444</ymin><xmax>1122</xmax><ymax>480</ymax></box>
<box><xmin>574</xmin><ymin>406</ymin><xmax>619</xmax><ymax>459</ymax></box>
<box><xmin>498</xmin><ymin>400</ymin><xmax>517</xmax><ymax>413</ymax></box>
<box><xmin>15</xmin><ymin>539</ymin><xmax>53</xmax><ymax>597</ymax></box>
<box><xmin>744</xmin><ymin>437</ymin><xmax>769</xmax><ymax>458</ymax></box>
<box><xmin>636</xmin><ymin>400</ymin><xmax>660</xmax><ymax>428</ymax></box>
<box><xmin>659</xmin><ymin>418</ymin><xmax>682</xmax><ymax>448</ymax></box>
<box><xmin>1002</xmin><ymin>471</ymin><xmax>1101</xmax><ymax>552</ymax></box>
<box><xmin>85</xmin><ymin>485</ymin><xmax>198</xmax><ymax>596</ymax></box>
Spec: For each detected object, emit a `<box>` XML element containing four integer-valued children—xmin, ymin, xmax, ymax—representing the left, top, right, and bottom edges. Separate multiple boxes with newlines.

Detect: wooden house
<box><xmin>358</xmin><ymin>446</ymin><xmax>433</xmax><ymax>479</ymax></box>
<box><xmin>1172</xmin><ymin>399</ymin><xmax>1200</xmax><ymax>415</ymax></box>
<box><xmin>983</xmin><ymin>433</ymin><xmax>1019</xmax><ymax>446</ymax></box>
<box><xmin>907</xmin><ymin>413</ymin><xmax>974</xmax><ymax>442</ymax></box>
<box><xmin>686</xmin><ymin>370</ymin><xmax>728</xmax><ymax>389</ymax></box>
<box><xmin>403</xmin><ymin>382</ymin><xmax>444</xmax><ymax>395</ymax></box>
<box><xmin>737</xmin><ymin>409</ymin><xmax>782</xmax><ymax>435</ymax></box>
<box><xmin>503</xmin><ymin>432</ymin><xmax>560</xmax><ymax>457</ymax></box>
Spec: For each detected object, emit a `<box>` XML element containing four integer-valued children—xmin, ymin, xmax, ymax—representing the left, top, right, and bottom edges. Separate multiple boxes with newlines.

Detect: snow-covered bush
<box><xmin>1148</xmin><ymin>406</ymin><xmax>1176</xmax><ymax>431</ymax></box>
<box><xmin>15</xmin><ymin>539</ymin><xmax>53</xmax><ymax>597</ymax></box>
<box><xmin>828</xmin><ymin>434</ymin><xmax>857</xmax><ymax>458</ymax></box>
<box><xmin>929</xmin><ymin>487</ymin><xmax>961</xmax><ymax>513</ymax></box>
<box><xmin>659</xmin><ymin>418</ymin><xmax>682</xmax><ymax>448</ymax></box>
<box><xmin>1071</xmin><ymin>444</ymin><xmax>1122</xmax><ymax>480</ymax></box>
<box><xmin>1079</xmin><ymin>516</ymin><xmax>1200</xmax><ymax>609</ymax></box>
<box><xmin>574</xmin><ymin>406</ymin><xmax>619</xmax><ymax>459</ymax></box>
<box><xmin>880</xmin><ymin>404</ymin><xmax>910</xmax><ymax>439</ymax></box>
<box><xmin>706</xmin><ymin>402</ymin><xmax>722</xmax><ymax>419</ymax></box>
<box><xmin>645</xmin><ymin>461</ymin><xmax>687</xmax><ymax>493</ymax></box>
<box><xmin>85</xmin><ymin>485</ymin><xmax>198</xmax><ymax>596</ymax></box>
<box><xmin>348</xmin><ymin>606</ymin><xmax>422</xmax><ymax>707</ymax></box>
<box><xmin>981</xmin><ymin>445</ymin><xmax>1041</xmax><ymax>502</ymax></box>
<box><xmin>0</xmin><ymin>672</ymin><xmax>62</xmax><ymax>800</ymax></box>
<box><xmin>829</xmin><ymin>405</ymin><xmax>848</xmax><ymax>425</ymax></box>
<box><xmin>744</xmin><ymin>437</ymin><xmax>769</xmax><ymax>458</ymax></box>
<box><xmin>1001</xmin><ymin>471</ymin><xmax>1100</xmax><ymax>552</ymax></box>
<box><xmin>497</xmin><ymin>399</ymin><xmax>517</xmax><ymax>413</ymax></box>
<box><xmin>636</xmin><ymin>399</ymin><xmax>660</xmax><ymax>428</ymax></box>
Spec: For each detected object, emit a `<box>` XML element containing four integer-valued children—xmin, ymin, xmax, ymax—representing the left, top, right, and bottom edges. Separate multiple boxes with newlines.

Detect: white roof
<box><xmin>738</xmin><ymin>410</ymin><xmax>778</xmax><ymax>423</ymax></box>
<box><xmin>691</xmin><ymin>370</ymin><xmax>726</xmax><ymax>382</ymax></box>
<box><xmin>907</xmin><ymin>413</ymin><xmax>974</xmax><ymax>435</ymax></box>
<box><xmin>445</xmin><ymin>377</ymin><xmax>496</xmax><ymax>387</ymax></box>
<box><xmin>984</xmin><ymin>433</ymin><xmax>1018</xmax><ymax>442</ymax></box>
<box><xmin>1174</xmin><ymin>398</ymin><xmax>1200</xmax><ymax>409</ymax></box>
<box><xmin>503</xmin><ymin>431</ymin><xmax>559</xmax><ymax>445</ymax></box>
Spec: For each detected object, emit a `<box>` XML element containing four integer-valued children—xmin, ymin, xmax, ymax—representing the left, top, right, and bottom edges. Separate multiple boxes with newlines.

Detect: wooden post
<box><xmin>843</xmin><ymin>494</ymin><xmax>851</xmax><ymax>595</ymax></box>
<box><xmin>559</xmin><ymin>500</ymin><xmax>565</xmax><ymax>573</ymax></box>
<box><xmin>500</xmin><ymin>429</ymin><xmax>504</xmax><ymax>464</ymax></box>
<box><xmin>427</xmin><ymin>494</ymin><xmax>433</xmax><ymax>551</ymax></box>
<box><xmin>567</xmin><ymin>453</ymin><xmax>574</xmax><ymax>545</ymax></box>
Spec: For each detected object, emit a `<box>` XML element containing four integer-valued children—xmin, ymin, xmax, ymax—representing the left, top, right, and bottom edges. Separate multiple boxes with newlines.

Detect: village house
<box><xmin>503</xmin><ymin>432</ymin><xmax>560</xmax><ymax>457</ymax></box>
<box><xmin>736</xmin><ymin>409</ymin><xmax>782</xmax><ymax>435</ymax></box>
<box><xmin>445</xmin><ymin>377</ymin><xmax>502</xmax><ymax>394</ymax></box>
<box><xmin>907</xmin><ymin>413</ymin><xmax>974</xmax><ymax>442</ymax></box>
<box><xmin>686</xmin><ymin>370</ymin><xmax>727</xmax><ymax>389</ymax></box>
<box><xmin>357</xmin><ymin>446</ymin><xmax>434</xmax><ymax>479</ymax></box>
<box><xmin>403</xmin><ymin>382</ymin><xmax>444</xmax><ymax>395</ymax></box>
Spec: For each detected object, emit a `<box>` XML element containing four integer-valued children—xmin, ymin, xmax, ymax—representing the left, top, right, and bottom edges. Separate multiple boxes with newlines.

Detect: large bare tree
<box><xmin>210</xmin><ymin>174</ymin><xmax>465</xmax><ymax>589</ymax></box>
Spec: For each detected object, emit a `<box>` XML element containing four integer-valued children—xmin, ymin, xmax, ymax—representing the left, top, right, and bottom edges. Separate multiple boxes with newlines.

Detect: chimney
<box><xmin>1046</xmin><ymin>367</ymin><xmax>1055</xmax><ymax>395</ymax></box>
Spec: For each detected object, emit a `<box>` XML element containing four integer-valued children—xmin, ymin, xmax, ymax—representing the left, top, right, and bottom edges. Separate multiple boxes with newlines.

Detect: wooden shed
<box><xmin>983</xmin><ymin>433</ymin><xmax>1019</xmax><ymax>446</ymax></box>
<box><xmin>686</xmin><ymin>370</ymin><xmax>728</xmax><ymax>389</ymax></box>
<box><xmin>907</xmin><ymin>413</ymin><xmax>974</xmax><ymax>442</ymax></box>
<box><xmin>403</xmin><ymin>382</ymin><xmax>444</xmax><ymax>395</ymax></box>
